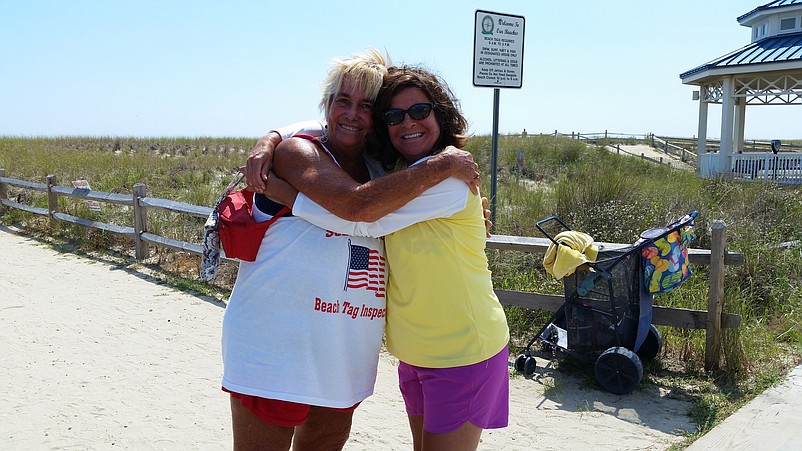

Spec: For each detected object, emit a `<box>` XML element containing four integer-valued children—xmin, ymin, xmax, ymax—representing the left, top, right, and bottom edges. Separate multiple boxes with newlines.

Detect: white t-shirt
<box><xmin>221</xmin><ymin>141</ymin><xmax>388</xmax><ymax>407</ymax></box>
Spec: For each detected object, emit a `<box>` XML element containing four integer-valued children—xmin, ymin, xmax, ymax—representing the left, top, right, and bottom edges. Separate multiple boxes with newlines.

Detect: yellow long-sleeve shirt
<box><xmin>384</xmin><ymin>191</ymin><xmax>509</xmax><ymax>368</ymax></box>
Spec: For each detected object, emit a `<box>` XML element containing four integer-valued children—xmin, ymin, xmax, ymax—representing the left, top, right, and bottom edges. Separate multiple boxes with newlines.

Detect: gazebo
<box><xmin>680</xmin><ymin>0</ymin><xmax>802</xmax><ymax>183</ymax></box>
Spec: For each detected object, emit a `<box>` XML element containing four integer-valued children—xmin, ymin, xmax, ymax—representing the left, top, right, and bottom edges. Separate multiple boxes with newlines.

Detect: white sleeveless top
<box><xmin>221</xmin><ymin>145</ymin><xmax>387</xmax><ymax>408</ymax></box>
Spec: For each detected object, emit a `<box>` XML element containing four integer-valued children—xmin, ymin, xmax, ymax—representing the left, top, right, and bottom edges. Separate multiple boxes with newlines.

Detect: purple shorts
<box><xmin>397</xmin><ymin>345</ymin><xmax>509</xmax><ymax>434</ymax></box>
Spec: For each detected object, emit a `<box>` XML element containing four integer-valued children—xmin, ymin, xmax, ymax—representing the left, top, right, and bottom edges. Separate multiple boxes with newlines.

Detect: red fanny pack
<box><xmin>218</xmin><ymin>133</ymin><xmax>320</xmax><ymax>261</ymax></box>
<box><xmin>218</xmin><ymin>188</ymin><xmax>290</xmax><ymax>262</ymax></box>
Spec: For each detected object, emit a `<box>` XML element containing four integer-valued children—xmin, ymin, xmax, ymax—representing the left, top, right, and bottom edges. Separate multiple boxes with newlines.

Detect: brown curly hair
<box><xmin>372</xmin><ymin>66</ymin><xmax>468</xmax><ymax>171</ymax></box>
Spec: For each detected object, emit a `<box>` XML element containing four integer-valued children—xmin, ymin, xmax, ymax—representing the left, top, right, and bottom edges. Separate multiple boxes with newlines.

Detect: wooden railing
<box><xmin>0</xmin><ymin>169</ymin><xmax>744</xmax><ymax>370</ymax></box>
<box><xmin>544</xmin><ymin>131</ymin><xmax>697</xmax><ymax>169</ymax></box>
<box><xmin>542</xmin><ymin>130</ymin><xmax>801</xmax><ymax>154</ymax></box>
<box><xmin>651</xmin><ymin>136</ymin><xmax>698</xmax><ymax>164</ymax></box>
<box><xmin>603</xmin><ymin>143</ymin><xmax>689</xmax><ymax>168</ymax></box>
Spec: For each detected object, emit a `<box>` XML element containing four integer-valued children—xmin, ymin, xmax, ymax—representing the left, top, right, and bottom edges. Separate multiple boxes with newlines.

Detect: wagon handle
<box><xmin>639</xmin><ymin>211</ymin><xmax>699</xmax><ymax>242</ymax></box>
<box><xmin>676</xmin><ymin>211</ymin><xmax>698</xmax><ymax>227</ymax></box>
<box><xmin>535</xmin><ymin>216</ymin><xmax>571</xmax><ymax>246</ymax></box>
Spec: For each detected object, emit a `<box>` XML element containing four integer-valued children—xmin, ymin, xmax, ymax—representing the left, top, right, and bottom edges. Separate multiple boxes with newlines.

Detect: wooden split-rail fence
<box><xmin>0</xmin><ymin>169</ymin><xmax>744</xmax><ymax>370</ymax></box>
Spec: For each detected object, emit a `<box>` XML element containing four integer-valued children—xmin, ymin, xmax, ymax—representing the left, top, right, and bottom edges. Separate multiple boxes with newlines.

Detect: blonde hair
<box><xmin>319</xmin><ymin>48</ymin><xmax>390</xmax><ymax>119</ymax></box>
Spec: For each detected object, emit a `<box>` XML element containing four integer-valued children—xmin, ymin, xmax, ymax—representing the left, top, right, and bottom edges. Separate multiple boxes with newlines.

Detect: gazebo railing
<box><xmin>700</xmin><ymin>152</ymin><xmax>802</xmax><ymax>184</ymax></box>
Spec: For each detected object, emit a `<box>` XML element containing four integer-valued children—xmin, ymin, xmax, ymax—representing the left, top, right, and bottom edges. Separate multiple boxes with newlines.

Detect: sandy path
<box><xmin>613</xmin><ymin>144</ymin><xmax>695</xmax><ymax>170</ymax></box>
<box><xmin>0</xmin><ymin>226</ymin><xmax>695</xmax><ymax>450</ymax></box>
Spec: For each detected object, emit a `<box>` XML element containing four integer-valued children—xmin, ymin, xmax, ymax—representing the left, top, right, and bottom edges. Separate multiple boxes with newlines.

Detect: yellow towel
<box><xmin>543</xmin><ymin>231</ymin><xmax>599</xmax><ymax>279</ymax></box>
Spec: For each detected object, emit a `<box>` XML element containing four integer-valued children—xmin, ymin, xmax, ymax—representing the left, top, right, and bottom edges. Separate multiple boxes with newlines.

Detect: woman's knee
<box><xmin>293</xmin><ymin>407</ymin><xmax>354</xmax><ymax>451</ymax></box>
<box><xmin>230</xmin><ymin>397</ymin><xmax>294</xmax><ymax>451</ymax></box>
<box><xmin>421</xmin><ymin>420</ymin><xmax>483</xmax><ymax>451</ymax></box>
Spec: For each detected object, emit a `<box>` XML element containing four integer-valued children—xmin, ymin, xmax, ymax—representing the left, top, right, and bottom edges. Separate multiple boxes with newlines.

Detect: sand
<box><xmin>613</xmin><ymin>144</ymin><xmax>695</xmax><ymax>170</ymax></box>
<box><xmin>0</xmin><ymin>226</ymin><xmax>696</xmax><ymax>450</ymax></box>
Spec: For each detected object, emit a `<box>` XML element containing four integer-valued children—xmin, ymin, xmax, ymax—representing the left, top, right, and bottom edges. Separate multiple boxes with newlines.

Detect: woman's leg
<box><xmin>230</xmin><ymin>397</ymin><xmax>294</xmax><ymax>451</ymax></box>
<box><xmin>421</xmin><ymin>420</ymin><xmax>482</xmax><ymax>451</ymax></box>
<box><xmin>292</xmin><ymin>406</ymin><xmax>354</xmax><ymax>451</ymax></box>
<box><xmin>407</xmin><ymin>415</ymin><xmax>425</xmax><ymax>451</ymax></box>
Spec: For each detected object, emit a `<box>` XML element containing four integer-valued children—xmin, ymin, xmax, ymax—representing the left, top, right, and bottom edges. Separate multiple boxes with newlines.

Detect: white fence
<box><xmin>700</xmin><ymin>152</ymin><xmax>802</xmax><ymax>184</ymax></box>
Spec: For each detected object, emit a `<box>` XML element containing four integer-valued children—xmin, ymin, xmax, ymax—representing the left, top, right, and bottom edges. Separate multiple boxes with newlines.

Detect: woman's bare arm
<box><xmin>271</xmin><ymin>139</ymin><xmax>480</xmax><ymax>222</ymax></box>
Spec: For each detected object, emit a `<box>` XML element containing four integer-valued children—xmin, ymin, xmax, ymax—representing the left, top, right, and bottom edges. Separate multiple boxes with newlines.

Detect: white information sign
<box><xmin>473</xmin><ymin>10</ymin><xmax>525</xmax><ymax>88</ymax></box>
<box><xmin>72</xmin><ymin>179</ymin><xmax>101</xmax><ymax>211</ymax></box>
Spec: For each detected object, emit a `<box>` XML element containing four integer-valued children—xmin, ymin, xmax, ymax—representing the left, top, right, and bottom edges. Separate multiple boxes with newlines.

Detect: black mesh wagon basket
<box><xmin>514</xmin><ymin>212</ymin><xmax>697</xmax><ymax>395</ymax></box>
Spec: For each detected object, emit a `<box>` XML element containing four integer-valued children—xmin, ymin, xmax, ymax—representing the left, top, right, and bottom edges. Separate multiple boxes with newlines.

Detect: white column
<box><xmin>697</xmin><ymin>87</ymin><xmax>709</xmax><ymax>177</ymax></box>
<box><xmin>735</xmin><ymin>98</ymin><xmax>746</xmax><ymax>154</ymax></box>
<box><xmin>719</xmin><ymin>76</ymin><xmax>735</xmax><ymax>174</ymax></box>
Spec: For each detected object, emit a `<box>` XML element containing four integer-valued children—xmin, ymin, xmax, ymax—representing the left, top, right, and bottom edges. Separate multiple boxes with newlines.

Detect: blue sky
<box><xmin>1</xmin><ymin>0</ymin><xmax>799</xmax><ymax>139</ymax></box>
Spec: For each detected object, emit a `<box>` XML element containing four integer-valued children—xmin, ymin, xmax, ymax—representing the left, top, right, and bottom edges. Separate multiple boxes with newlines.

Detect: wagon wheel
<box><xmin>636</xmin><ymin>324</ymin><xmax>662</xmax><ymax>362</ymax></box>
<box><xmin>514</xmin><ymin>354</ymin><xmax>527</xmax><ymax>373</ymax></box>
<box><xmin>523</xmin><ymin>356</ymin><xmax>537</xmax><ymax>376</ymax></box>
<box><xmin>594</xmin><ymin>347</ymin><xmax>643</xmax><ymax>395</ymax></box>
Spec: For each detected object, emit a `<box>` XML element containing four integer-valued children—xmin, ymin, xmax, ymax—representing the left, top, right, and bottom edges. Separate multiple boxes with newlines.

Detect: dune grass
<box><xmin>2</xmin><ymin>134</ymin><xmax>801</xmax><ymax>442</ymax></box>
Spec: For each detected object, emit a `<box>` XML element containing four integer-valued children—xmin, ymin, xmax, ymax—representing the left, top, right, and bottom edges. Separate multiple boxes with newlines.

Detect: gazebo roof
<box><xmin>681</xmin><ymin>1</ymin><xmax>802</xmax><ymax>84</ymax></box>
<box><xmin>738</xmin><ymin>0</ymin><xmax>802</xmax><ymax>23</ymax></box>
<box><xmin>680</xmin><ymin>31</ymin><xmax>802</xmax><ymax>83</ymax></box>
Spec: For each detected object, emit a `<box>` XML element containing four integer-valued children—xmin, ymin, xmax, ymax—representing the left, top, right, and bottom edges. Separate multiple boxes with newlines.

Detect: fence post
<box><xmin>133</xmin><ymin>183</ymin><xmax>148</xmax><ymax>260</ymax></box>
<box><xmin>0</xmin><ymin>169</ymin><xmax>6</xmax><ymax>214</ymax></box>
<box><xmin>515</xmin><ymin>150</ymin><xmax>524</xmax><ymax>182</ymax></box>
<box><xmin>705</xmin><ymin>220</ymin><xmax>727</xmax><ymax>371</ymax></box>
<box><xmin>46</xmin><ymin>175</ymin><xmax>58</xmax><ymax>226</ymax></box>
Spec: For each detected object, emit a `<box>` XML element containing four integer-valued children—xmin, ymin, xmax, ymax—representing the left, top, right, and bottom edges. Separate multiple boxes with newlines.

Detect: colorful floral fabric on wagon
<box><xmin>641</xmin><ymin>222</ymin><xmax>695</xmax><ymax>294</ymax></box>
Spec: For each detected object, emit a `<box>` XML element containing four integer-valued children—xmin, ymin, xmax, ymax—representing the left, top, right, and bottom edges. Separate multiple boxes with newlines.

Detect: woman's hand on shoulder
<box><xmin>245</xmin><ymin>131</ymin><xmax>282</xmax><ymax>192</ymax></box>
<box><xmin>432</xmin><ymin>146</ymin><xmax>480</xmax><ymax>194</ymax></box>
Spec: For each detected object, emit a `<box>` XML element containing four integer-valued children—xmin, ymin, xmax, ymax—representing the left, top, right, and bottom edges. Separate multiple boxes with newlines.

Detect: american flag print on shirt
<box><xmin>345</xmin><ymin>240</ymin><xmax>386</xmax><ymax>298</ymax></box>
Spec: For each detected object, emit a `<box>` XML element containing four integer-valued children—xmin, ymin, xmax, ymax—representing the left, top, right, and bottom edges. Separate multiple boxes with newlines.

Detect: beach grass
<box><xmin>2</xmin><ymin>134</ymin><xmax>801</xmax><ymax>442</ymax></box>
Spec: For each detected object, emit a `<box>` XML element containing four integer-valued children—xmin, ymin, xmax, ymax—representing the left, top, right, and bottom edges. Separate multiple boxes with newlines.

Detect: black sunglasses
<box><xmin>381</xmin><ymin>103</ymin><xmax>434</xmax><ymax>126</ymax></box>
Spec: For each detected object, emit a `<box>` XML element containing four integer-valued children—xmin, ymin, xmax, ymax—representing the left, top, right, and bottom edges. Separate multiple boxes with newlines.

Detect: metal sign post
<box><xmin>473</xmin><ymin>9</ymin><xmax>525</xmax><ymax>226</ymax></box>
